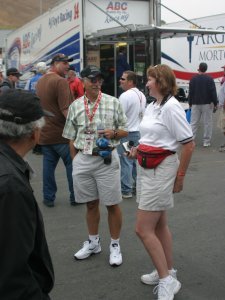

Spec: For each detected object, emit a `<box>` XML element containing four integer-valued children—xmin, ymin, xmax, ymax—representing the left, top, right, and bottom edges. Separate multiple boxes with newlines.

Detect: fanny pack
<box><xmin>137</xmin><ymin>144</ymin><xmax>175</xmax><ymax>169</ymax></box>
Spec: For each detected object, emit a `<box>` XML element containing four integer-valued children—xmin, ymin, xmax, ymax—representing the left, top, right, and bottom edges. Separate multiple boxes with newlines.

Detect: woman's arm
<box><xmin>173</xmin><ymin>140</ymin><xmax>195</xmax><ymax>193</ymax></box>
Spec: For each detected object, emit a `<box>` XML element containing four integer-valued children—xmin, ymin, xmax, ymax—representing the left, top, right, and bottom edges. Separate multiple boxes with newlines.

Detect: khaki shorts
<box><xmin>72</xmin><ymin>149</ymin><xmax>122</xmax><ymax>205</ymax></box>
<box><xmin>136</xmin><ymin>154</ymin><xmax>179</xmax><ymax>211</ymax></box>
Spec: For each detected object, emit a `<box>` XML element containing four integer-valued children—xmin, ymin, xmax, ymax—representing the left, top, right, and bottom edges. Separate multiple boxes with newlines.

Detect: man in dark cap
<box><xmin>63</xmin><ymin>65</ymin><xmax>128</xmax><ymax>267</ymax></box>
<box><xmin>0</xmin><ymin>67</ymin><xmax>22</xmax><ymax>93</ymax></box>
<box><xmin>0</xmin><ymin>90</ymin><xmax>54</xmax><ymax>299</ymax></box>
<box><xmin>36</xmin><ymin>53</ymin><xmax>76</xmax><ymax>207</ymax></box>
<box><xmin>188</xmin><ymin>62</ymin><xmax>217</xmax><ymax>147</ymax></box>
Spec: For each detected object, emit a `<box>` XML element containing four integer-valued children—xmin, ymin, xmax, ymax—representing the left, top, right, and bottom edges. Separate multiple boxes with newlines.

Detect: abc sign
<box><xmin>106</xmin><ymin>1</ymin><xmax>128</xmax><ymax>11</ymax></box>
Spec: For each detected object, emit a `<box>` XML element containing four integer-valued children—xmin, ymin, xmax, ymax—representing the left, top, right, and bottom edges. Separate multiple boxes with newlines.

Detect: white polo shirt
<box><xmin>139</xmin><ymin>96</ymin><xmax>193</xmax><ymax>152</ymax></box>
<box><xmin>119</xmin><ymin>87</ymin><xmax>146</xmax><ymax>132</ymax></box>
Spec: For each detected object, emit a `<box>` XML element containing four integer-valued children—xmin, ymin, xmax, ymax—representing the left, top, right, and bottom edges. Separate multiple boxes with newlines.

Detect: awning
<box><xmin>86</xmin><ymin>24</ymin><xmax>225</xmax><ymax>41</ymax></box>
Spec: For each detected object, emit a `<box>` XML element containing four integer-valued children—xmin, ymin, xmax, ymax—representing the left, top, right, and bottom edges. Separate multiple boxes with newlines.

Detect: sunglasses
<box><xmin>86</xmin><ymin>77</ymin><xmax>104</xmax><ymax>84</ymax></box>
<box><xmin>120</xmin><ymin>77</ymin><xmax>126</xmax><ymax>81</ymax></box>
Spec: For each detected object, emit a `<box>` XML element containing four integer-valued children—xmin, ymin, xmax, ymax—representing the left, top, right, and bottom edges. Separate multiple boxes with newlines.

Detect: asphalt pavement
<box><xmin>28</xmin><ymin>116</ymin><xmax>225</xmax><ymax>300</ymax></box>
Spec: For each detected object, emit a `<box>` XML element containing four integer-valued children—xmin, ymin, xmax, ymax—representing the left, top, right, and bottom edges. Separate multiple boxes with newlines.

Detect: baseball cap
<box><xmin>36</xmin><ymin>61</ymin><xmax>47</xmax><ymax>72</ymax></box>
<box><xmin>6</xmin><ymin>67</ymin><xmax>22</xmax><ymax>77</ymax></box>
<box><xmin>0</xmin><ymin>90</ymin><xmax>54</xmax><ymax>124</ymax></box>
<box><xmin>50</xmin><ymin>53</ymin><xmax>73</xmax><ymax>65</ymax></box>
<box><xmin>221</xmin><ymin>65</ymin><xmax>225</xmax><ymax>69</ymax></box>
<box><xmin>80</xmin><ymin>65</ymin><xmax>103</xmax><ymax>79</ymax></box>
<box><xmin>198</xmin><ymin>62</ymin><xmax>208</xmax><ymax>73</ymax></box>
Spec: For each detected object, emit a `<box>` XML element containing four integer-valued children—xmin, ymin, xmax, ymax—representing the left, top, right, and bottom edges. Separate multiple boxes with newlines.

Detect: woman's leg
<box><xmin>136</xmin><ymin>209</ymin><xmax>169</xmax><ymax>279</ymax></box>
<box><xmin>155</xmin><ymin>211</ymin><xmax>173</xmax><ymax>270</ymax></box>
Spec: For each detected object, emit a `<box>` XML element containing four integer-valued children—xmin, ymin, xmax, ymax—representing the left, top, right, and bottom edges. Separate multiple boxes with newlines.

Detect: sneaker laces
<box><xmin>153</xmin><ymin>281</ymin><xmax>170</xmax><ymax>298</ymax></box>
<box><xmin>111</xmin><ymin>243</ymin><xmax>120</xmax><ymax>254</ymax></box>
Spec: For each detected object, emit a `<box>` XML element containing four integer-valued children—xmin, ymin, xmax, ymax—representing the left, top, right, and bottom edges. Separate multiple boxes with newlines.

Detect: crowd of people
<box><xmin>0</xmin><ymin>54</ymin><xmax>225</xmax><ymax>300</ymax></box>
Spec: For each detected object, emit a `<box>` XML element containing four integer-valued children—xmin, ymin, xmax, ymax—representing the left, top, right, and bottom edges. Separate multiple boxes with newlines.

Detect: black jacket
<box><xmin>0</xmin><ymin>142</ymin><xmax>54</xmax><ymax>300</ymax></box>
<box><xmin>188</xmin><ymin>73</ymin><xmax>217</xmax><ymax>106</ymax></box>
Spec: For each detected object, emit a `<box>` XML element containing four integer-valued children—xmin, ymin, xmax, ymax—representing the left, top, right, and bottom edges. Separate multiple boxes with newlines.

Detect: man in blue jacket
<box><xmin>188</xmin><ymin>62</ymin><xmax>218</xmax><ymax>147</ymax></box>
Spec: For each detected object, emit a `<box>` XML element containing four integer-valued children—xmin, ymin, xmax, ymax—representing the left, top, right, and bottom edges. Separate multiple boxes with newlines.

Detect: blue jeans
<box><xmin>117</xmin><ymin>131</ymin><xmax>140</xmax><ymax>194</ymax></box>
<box><xmin>42</xmin><ymin>144</ymin><xmax>75</xmax><ymax>203</ymax></box>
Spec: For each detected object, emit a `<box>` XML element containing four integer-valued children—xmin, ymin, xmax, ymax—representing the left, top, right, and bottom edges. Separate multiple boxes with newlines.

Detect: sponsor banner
<box><xmin>84</xmin><ymin>0</ymin><xmax>149</xmax><ymax>35</ymax></box>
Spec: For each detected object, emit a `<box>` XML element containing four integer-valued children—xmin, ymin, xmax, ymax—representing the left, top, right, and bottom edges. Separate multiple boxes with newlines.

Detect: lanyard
<box><xmin>84</xmin><ymin>91</ymin><xmax>102</xmax><ymax>123</ymax></box>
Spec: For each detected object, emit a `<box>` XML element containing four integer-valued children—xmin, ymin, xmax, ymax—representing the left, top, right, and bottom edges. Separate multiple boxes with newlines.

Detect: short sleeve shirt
<box><xmin>62</xmin><ymin>93</ymin><xmax>127</xmax><ymax>150</ymax></box>
<box><xmin>36</xmin><ymin>72</ymin><xmax>73</xmax><ymax>144</ymax></box>
<box><xmin>139</xmin><ymin>96</ymin><xmax>193</xmax><ymax>152</ymax></box>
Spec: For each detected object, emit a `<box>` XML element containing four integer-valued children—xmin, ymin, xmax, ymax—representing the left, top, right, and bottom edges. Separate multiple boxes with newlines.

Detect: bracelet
<box><xmin>177</xmin><ymin>171</ymin><xmax>185</xmax><ymax>177</ymax></box>
<box><xmin>113</xmin><ymin>130</ymin><xmax>118</xmax><ymax>139</ymax></box>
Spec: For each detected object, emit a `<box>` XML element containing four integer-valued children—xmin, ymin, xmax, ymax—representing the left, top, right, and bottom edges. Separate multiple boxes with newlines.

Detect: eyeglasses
<box><xmin>86</xmin><ymin>77</ymin><xmax>104</xmax><ymax>84</ymax></box>
<box><xmin>120</xmin><ymin>77</ymin><xmax>126</xmax><ymax>81</ymax></box>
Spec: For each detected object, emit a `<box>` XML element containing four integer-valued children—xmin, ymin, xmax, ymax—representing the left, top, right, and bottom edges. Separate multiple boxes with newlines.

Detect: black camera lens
<box><xmin>128</xmin><ymin>141</ymin><xmax>134</xmax><ymax>148</ymax></box>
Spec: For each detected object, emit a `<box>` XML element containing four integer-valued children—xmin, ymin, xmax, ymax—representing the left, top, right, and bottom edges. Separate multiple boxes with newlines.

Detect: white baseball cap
<box><xmin>36</xmin><ymin>62</ymin><xmax>47</xmax><ymax>72</ymax></box>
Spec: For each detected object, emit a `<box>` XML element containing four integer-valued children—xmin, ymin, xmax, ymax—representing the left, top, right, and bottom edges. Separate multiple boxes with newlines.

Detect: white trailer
<box><xmin>161</xmin><ymin>13</ymin><xmax>225</xmax><ymax>90</ymax></box>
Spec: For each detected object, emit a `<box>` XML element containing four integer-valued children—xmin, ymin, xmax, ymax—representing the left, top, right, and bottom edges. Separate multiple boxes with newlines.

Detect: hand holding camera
<box><xmin>122</xmin><ymin>141</ymin><xmax>137</xmax><ymax>159</ymax></box>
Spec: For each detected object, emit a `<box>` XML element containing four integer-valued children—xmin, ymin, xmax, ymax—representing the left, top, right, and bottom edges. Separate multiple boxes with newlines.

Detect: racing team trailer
<box><xmin>5</xmin><ymin>0</ymin><xmax>83</xmax><ymax>75</ymax></box>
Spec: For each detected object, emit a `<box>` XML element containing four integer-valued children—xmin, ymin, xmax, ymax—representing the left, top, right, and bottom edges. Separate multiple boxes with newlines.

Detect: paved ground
<box><xmin>28</xmin><ymin>117</ymin><xmax>225</xmax><ymax>300</ymax></box>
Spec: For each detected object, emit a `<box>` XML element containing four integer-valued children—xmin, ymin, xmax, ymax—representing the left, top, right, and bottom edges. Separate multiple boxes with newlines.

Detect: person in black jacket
<box><xmin>0</xmin><ymin>67</ymin><xmax>22</xmax><ymax>94</ymax></box>
<box><xmin>188</xmin><ymin>62</ymin><xmax>217</xmax><ymax>147</ymax></box>
<box><xmin>0</xmin><ymin>90</ymin><xmax>54</xmax><ymax>300</ymax></box>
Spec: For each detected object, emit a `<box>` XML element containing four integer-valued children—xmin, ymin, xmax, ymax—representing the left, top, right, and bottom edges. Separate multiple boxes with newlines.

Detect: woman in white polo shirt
<box><xmin>129</xmin><ymin>64</ymin><xmax>195</xmax><ymax>300</ymax></box>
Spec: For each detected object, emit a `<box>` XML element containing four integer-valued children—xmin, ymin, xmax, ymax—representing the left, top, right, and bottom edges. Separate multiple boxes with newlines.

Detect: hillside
<box><xmin>0</xmin><ymin>0</ymin><xmax>60</xmax><ymax>29</ymax></box>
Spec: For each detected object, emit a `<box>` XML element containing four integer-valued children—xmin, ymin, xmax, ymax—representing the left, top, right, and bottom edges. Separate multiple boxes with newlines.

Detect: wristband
<box><xmin>177</xmin><ymin>171</ymin><xmax>185</xmax><ymax>177</ymax></box>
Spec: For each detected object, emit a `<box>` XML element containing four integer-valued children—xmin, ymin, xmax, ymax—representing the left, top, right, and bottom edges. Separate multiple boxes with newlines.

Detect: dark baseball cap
<box><xmin>0</xmin><ymin>90</ymin><xmax>54</xmax><ymax>124</ymax></box>
<box><xmin>198</xmin><ymin>62</ymin><xmax>208</xmax><ymax>72</ymax></box>
<box><xmin>80</xmin><ymin>65</ymin><xmax>103</xmax><ymax>79</ymax></box>
<box><xmin>50</xmin><ymin>53</ymin><xmax>73</xmax><ymax>65</ymax></box>
<box><xmin>6</xmin><ymin>67</ymin><xmax>22</xmax><ymax>77</ymax></box>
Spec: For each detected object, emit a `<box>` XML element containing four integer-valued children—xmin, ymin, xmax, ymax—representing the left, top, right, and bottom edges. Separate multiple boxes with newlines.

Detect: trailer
<box><xmin>5</xmin><ymin>0</ymin><xmax>83</xmax><ymax>75</ymax></box>
<box><xmin>161</xmin><ymin>13</ymin><xmax>225</xmax><ymax>90</ymax></box>
<box><xmin>4</xmin><ymin>0</ymin><xmax>225</xmax><ymax>95</ymax></box>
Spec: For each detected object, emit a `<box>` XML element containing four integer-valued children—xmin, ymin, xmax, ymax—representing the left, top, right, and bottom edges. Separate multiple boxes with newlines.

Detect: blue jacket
<box><xmin>188</xmin><ymin>73</ymin><xmax>217</xmax><ymax>106</ymax></box>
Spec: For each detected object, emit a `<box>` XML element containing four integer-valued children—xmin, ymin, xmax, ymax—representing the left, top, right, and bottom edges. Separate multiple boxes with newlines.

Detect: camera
<box><xmin>122</xmin><ymin>141</ymin><xmax>134</xmax><ymax>154</ymax></box>
<box><xmin>95</xmin><ymin>136</ymin><xmax>112</xmax><ymax>165</ymax></box>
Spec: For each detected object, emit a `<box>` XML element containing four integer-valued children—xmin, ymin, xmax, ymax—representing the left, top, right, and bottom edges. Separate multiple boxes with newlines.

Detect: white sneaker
<box><xmin>74</xmin><ymin>240</ymin><xmax>101</xmax><ymax>260</ymax></box>
<box><xmin>109</xmin><ymin>243</ymin><xmax>122</xmax><ymax>266</ymax></box>
<box><xmin>153</xmin><ymin>276</ymin><xmax>181</xmax><ymax>300</ymax></box>
<box><xmin>203</xmin><ymin>142</ymin><xmax>211</xmax><ymax>147</ymax></box>
<box><xmin>122</xmin><ymin>193</ymin><xmax>133</xmax><ymax>199</ymax></box>
<box><xmin>141</xmin><ymin>269</ymin><xmax>177</xmax><ymax>285</ymax></box>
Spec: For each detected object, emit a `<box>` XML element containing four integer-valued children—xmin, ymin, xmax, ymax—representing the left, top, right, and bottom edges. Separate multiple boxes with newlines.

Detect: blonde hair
<box><xmin>146</xmin><ymin>64</ymin><xmax>178</xmax><ymax>96</ymax></box>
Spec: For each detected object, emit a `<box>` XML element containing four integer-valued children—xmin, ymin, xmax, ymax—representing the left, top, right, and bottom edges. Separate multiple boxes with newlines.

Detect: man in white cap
<box><xmin>25</xmin><ymin>61</ymin><xmax>47</xmax><ymax>93</ymax></box>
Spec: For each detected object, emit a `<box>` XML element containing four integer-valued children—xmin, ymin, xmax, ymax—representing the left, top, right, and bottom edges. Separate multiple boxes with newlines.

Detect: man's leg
<box><xmin>191</xmin><ymin>105</ymin><xmax>202</xmax><ymax>139</ymax></box>
<box><xmin>74</xmin><ymin>199</ymin><xmax>101</xmax><ymax>260</ymax></box>
<box><xmin>107</xmin><ymin>204</ymin><xmax>122</xmax><ymax>239</ymax></box>
<box><xmin>41</xmin><ymin>145</ymin><xmax>59</xmax><ymax>206</ymax></box>
<box><xmin>202</xmin><ymin>104</ymin><xmax>213</xmax><ymax>145</ymax></box>
<box><xmin>117</xmin><ymin>132</ymin><xmax>140</xmax><ymax>197</ymax></box>
<box><xmin>107</xmin><ymin>204</ymin><xmax>123</xmax><ymax>266</ymax></box>
<box><xmin>86</xmin><ymin>200</ymin><xmax>100</xmax><ymax>235</ymax></box>
<box><xmin>55</xmin><ymin>143</ymin><xmax>75</xmax><ymax>204</ymax></box>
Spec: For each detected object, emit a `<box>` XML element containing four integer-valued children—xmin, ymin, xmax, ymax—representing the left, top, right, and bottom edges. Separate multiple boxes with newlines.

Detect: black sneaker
<box><xmin>43</xmin><ymin>200</ymin><xmax>54</xmax><ymax>207</ymax></box>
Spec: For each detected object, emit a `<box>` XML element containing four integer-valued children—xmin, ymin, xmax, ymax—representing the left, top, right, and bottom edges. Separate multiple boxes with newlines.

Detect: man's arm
<box><xmin>0</xmin><ymin>175</ymin><xmax>39</xmax><ymax>298</ymax></box>
<box><xmin>69</xmin><ymin>140</ymin><xmax>78</xmax><ymax>159</ymax></box>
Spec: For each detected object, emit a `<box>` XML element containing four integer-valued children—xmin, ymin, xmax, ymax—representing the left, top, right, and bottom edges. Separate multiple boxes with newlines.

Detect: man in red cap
<box><xmin>220</xmin><ymin>65</ymin><xmax>225</xmax><ymax>85</ymax></box>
